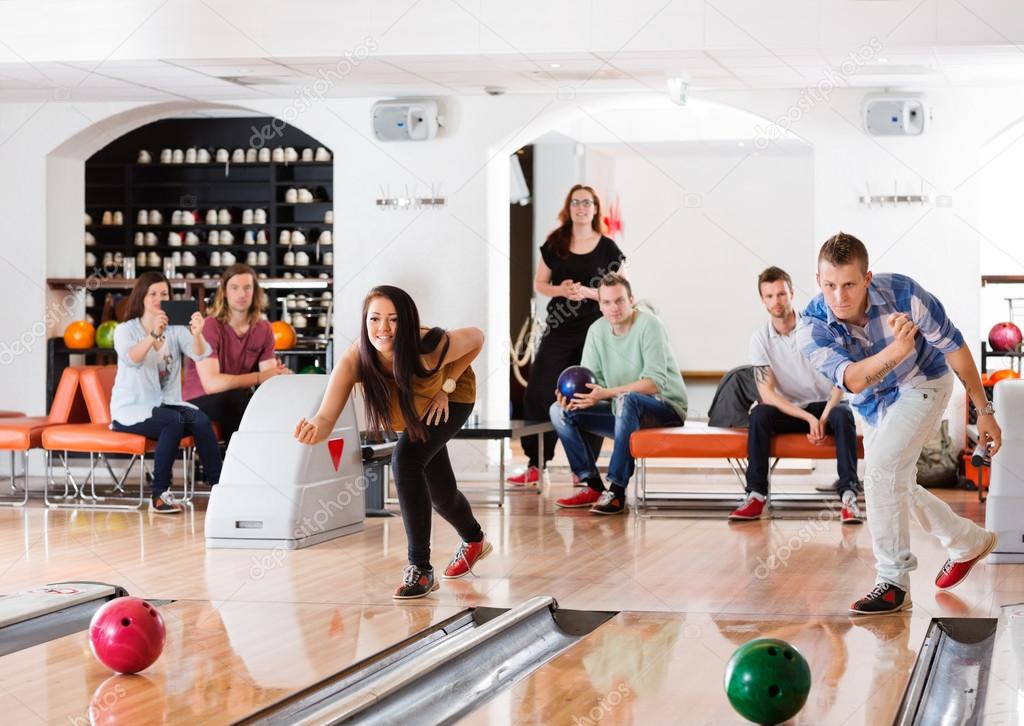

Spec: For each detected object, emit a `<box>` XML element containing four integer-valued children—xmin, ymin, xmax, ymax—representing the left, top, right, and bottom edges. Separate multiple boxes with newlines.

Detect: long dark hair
<box><xmin>359</xmin><ymin>286</ymin><xmax>449</xmax><ymax>442</ymax></box>
<box><xmin>545</xmin><ymin>184</ymin><xmax>606</xmax><ymax>260</ymax></box>
<box><xmin>124</xmin><ymin>272</ymin><xmax>171</xmax><ymax>321</ymax></box>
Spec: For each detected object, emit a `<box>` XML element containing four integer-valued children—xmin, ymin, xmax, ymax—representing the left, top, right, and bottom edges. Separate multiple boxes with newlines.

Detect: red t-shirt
<box><xmin>183</xmin><ymin>317</ymin><xmax>276</xmax><ymax>400</ymax></box>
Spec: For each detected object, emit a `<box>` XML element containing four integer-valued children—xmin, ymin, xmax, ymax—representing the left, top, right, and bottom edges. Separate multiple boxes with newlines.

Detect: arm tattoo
<box><xmin>864</xmin><ymin>359</ymin><xmax>897</xmax><ymax>386</ymax></box>
<box><xmin>753</xmin><ymin>365</ymin><xmax>771</xmax><ymax>385</ymax></box>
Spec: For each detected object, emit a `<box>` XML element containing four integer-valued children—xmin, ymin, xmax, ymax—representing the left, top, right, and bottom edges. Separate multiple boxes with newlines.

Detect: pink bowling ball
<box><xmin>88</xmin><ymin>597</ymin><xmax>166</xmax><ymax>674</ymax></box>
<box><xmin>989</xmin><ymin>322</ymin><xmax>1023</xmax><ymax>352</ymax></box>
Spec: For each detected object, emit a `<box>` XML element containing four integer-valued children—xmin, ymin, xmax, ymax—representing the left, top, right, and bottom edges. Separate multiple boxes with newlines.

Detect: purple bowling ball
<box><xmin>558</xmin><ymin>366</ymin><xmax>596</xmax><ymax>399</ymax></box>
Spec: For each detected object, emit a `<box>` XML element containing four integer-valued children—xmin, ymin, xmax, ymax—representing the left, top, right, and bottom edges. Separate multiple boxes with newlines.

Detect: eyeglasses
<box><xmin>569</xmin><ymin>199</ymin><xmax>594</xmax><ymax>208</ymax></box>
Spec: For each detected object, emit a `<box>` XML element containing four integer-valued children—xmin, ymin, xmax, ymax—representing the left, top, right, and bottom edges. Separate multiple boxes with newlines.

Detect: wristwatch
<box><xmin>441</xmin><ymin>377</ymin><xmax>457</xmax><ymax>394</ymax></box>
<box><xmin>978</xmin><ymin>400</ymin><xmax>995</xmax><ymax>416</ymax></box>
<box><xmin>149</xmin><ymin>329</ymin><xmax>161</xmax><ymax>340</ymax></box>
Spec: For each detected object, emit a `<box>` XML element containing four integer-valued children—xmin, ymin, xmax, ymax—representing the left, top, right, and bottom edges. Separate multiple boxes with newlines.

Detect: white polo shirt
<box><xmin>749</xmin><ymin>319</ymin><xmax>834</xmax><ymax>408</ymax></box>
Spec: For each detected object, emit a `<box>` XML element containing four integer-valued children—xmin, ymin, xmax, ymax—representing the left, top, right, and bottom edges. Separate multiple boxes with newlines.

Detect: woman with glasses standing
<box><xmin>509</xmin><ymin>184</ymin><xmax>627</xmax><ymax>487</ymax></box>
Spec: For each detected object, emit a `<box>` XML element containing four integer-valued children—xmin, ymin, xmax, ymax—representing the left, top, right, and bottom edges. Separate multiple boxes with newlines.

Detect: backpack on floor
<box><xmin>916</xmin><ymin>419</ymin><xmax>960</xmax><ymax>488</ymax></box>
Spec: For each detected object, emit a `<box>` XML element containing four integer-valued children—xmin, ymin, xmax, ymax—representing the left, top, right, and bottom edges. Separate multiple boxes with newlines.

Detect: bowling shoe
<box><xmin>728</xmin><ymin>493</ymin><xmax>765</xmax><ymax>520</ymax></box>
<box><xmin>849</xmin><ymin>583</ymin><xmax>911</xmax><ymax>614</ymax></box>
<box><xmin>393</xmin><ymin>565</ymin><xmax>438</xmax><ymax>599</ymax></box>
<box><xmin>149</xmin><ymin>491</ymin><xmax>182</xmax><ymax>514</ymax></box>
<box><xmin>556</xmin><ymin>486</ymin><xmax>601</xmax><ymax>508</ymax></box>
<box><xmin>507</xmin><ymin>466</ymin><xmax>540</xmax><ymax>485</ymax></box>
<box><xmin>590</xmin><ymin>489</ymin><xmax>626</xmax><ymax>515</ymax></box>
<box><xmin>443</xmin><ymin>536</ymin><xmax>492</xmax><ymax>579</ymax></box>
<box><xmin>840</xmin><ymin>492</ymin><xmax>863</xmax><ymax>525</ymax></box>
<box><xmin>934</xmin><ymin>531</ymin><xmax>998</xmax><ymax>590</ymax></box>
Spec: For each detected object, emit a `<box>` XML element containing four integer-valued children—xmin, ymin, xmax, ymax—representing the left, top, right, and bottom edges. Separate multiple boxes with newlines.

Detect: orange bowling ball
<box><xmin>64</xmin><ymin>320</ymin><xmax>96</xmax><ymax>349</ymax></box>
<box><xmin>271</xmin><ymin>320</ymin><xmax>296</xmax><ymax>350</ymax></box>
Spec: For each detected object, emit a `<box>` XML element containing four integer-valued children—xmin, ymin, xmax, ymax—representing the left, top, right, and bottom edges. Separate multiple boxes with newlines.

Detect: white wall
<box><xmin>5</xmin><ymin>84</ymin><xmax>1024</xmax><ymax>462</ymax></box>
<box><xmin>606</xmin><ymin>143</ymin><xmax>815</xmax><ymax>372</ymax></box>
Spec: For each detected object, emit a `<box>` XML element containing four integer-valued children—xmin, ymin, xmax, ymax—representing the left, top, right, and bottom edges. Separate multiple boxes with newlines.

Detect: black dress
<box><xmin>521</xmin><ymin>235</ymin><xmax>626</xmax><ymax>468</ymax></box>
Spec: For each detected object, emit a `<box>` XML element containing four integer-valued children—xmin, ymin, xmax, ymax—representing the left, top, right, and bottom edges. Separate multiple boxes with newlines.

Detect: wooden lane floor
<box><xmin>0</xmin><ymin>599</ymin><xmax>463</xmax><ymax>725</ymax></box>
<box><xmin>458</xmin><ymin>611</ymin><xmax>931</xmax><ymax>725</ymax></box>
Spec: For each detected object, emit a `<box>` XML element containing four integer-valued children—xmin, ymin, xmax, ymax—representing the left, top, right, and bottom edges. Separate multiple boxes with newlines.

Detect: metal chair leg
<box><xmin>0</xmin><ymin>450</ymin><xmax>29</xmax><ymax>507</ymax></box>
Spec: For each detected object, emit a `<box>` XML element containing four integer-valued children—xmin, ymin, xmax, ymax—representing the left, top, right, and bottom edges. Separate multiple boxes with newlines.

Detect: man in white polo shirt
<box><xmin>729</xmin><ymin>266</ymin><xmax>862</xmax><ymax>523</ymax></box>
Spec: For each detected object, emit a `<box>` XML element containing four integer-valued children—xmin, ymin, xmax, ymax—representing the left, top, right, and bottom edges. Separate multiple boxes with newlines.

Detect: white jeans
<box><xmin>862</xmin><ymin>372</ymin><xmax>989</xmax><ymax>591</ymax></box>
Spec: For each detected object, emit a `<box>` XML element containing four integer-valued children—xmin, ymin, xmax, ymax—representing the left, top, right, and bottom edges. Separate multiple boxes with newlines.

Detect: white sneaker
<box><xmin>254</xmin><ymin>208</ymin><xmax>267</xmax><ymax>224</ymax></box>
<box><xmin>206</xmin><ymin>209</ymin><xmax>218</xmax><ymax>225</ymax></box>
<box><xmin>242</xmin><ymin>209</ymin><xmax>254</xmax><ymax>225</ymax></box>
<box><xmin>149</xmin><ymin>210</ymin><xmax>162</xmax><ymax>225</ymax></box>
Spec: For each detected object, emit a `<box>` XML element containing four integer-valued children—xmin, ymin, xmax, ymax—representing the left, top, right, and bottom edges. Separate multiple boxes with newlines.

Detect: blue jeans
<box><xmin>549</xmin><ymin>392</ymin><xmax>684</xmax><ymax>488</ymax></box>
<box><xmin>113</xmin><ymin>405</ymin><xmax>222</xmax><ymax>496</ymax></box>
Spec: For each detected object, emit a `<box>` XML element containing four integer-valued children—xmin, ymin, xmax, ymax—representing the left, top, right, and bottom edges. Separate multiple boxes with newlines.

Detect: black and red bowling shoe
<box><xmin>849</xmin><ymin>583</ymin><xmax>911</xmax><ymax>614</ymax></box>
<box><xmin>393</xmin><ymin>565</ymin><xmax>438</xmax><ymax>600</ymax></box>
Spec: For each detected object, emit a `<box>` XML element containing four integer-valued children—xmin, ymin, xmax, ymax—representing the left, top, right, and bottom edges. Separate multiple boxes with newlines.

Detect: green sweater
<box><xmin>580</xmin><ymin>309</ymin><xmax>688</xmax><ymax>421</ymax></box>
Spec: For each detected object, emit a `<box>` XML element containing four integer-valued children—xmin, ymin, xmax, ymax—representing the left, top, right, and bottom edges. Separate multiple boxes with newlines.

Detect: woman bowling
<box><xmin>294</xmin><ymin>285</ymin><xmax>490</xmax><ymax>599</ymax></box>
<box><xmin>511</xmin><ymin>184</ymin><xmax>626</xmax><ymax>486</ymax></box>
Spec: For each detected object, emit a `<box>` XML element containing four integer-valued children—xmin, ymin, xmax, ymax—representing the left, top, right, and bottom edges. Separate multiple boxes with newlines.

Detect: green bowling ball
<box><xmin>95</xmin><ymin>320</ymin><xmax>118</xmax><ymax>349</ymax></box>
<box><xmin>299</xmin><ymin>363</ymin><xmax>325</xmax><ymax>374</ymax></box>
<box><xmin>724</xmin><ymin>638</ymin><xmax>811</xmax><ymax>725</ymax></box>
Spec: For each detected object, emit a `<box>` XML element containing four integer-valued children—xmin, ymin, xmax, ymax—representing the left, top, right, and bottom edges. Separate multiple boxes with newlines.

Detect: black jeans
<box><xmin>521</xmin><ymin>327</ymin><xmax>602</xmax><ymax>469</ymax></box>
<box><xmin>189</xmin><ymin>388</ymin><xmax>253</xmax><ymax>445</ymax></box>
<box><xmin>745</xmin><ymin>401</ymin><xmax>858</xmax><ymax>497</ymax></box>
<box><xmin>393</xmin><ymin>401</ymin><xmax>483</xmax><ymax>567</ymax></box>
<box><xmin>112</xmin><ymin>405</ymin><xmax>222</xmax><ymax>497</ymax></box>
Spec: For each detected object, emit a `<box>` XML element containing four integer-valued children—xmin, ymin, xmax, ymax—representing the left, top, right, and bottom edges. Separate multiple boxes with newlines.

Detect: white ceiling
<box><xmin>2</xmin><ymin>45</ymin><xmax>1024</xmax><ymax>102</ymax></box>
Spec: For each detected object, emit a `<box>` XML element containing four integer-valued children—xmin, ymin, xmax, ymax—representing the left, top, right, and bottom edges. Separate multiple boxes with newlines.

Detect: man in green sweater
<box><xmin>551</xmin><ymin>273</ymin><xmax>688</xmax><ymax>514</ymax></box>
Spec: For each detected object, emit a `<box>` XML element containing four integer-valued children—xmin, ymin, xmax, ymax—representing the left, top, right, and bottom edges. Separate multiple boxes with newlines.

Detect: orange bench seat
<box><xmin>630</xmin><ymin>426</ymin><xmax>864</xmax><ymax>460</ymax></box>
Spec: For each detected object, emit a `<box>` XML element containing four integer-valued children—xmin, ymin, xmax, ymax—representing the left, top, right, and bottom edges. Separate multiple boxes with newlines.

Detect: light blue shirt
<box><xmin>111</xmin><ymin>318</ymin><xmax>211</xmax><ymax>426</ymax></box>
<box><xmin>797</xmin><ymin>273</ymin><xmax>964</xmax><ymax>425</ymax></box>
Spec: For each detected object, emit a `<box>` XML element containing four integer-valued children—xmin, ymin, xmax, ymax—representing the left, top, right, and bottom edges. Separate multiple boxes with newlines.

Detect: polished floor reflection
<box><xmin>0</xmin><ymin>476</ymin><xmax>1018</xmax><ymax>723</ymax></box>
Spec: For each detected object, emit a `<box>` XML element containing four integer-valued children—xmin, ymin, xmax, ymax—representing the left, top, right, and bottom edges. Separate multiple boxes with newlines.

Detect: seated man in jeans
<box><xmin>551</xmin><ymin>273</ymin><xmax>687</xmax><ymax>514</ymax></box>
<box><xmin>729</xmin><ymin>266</ymin><xmax>862</xmax><ymax>523</ymax></box>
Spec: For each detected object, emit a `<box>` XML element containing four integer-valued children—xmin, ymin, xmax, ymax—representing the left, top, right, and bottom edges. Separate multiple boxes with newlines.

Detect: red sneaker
<box><xmin>728</xmin><ymin>494</ymin><xmax>765</xmax><ymax>520</ymax></box>
<box><xmin>556</xmin><ymin>487</ymin><xmax>602</xmax><ymax>509</ymax></box>
<box><xmin>507</xmin><ymin>466</ymin><xmax>540</xmax><ymax>486</ymax></box>
<box><xmin>443</xmin><ymin>537</ymin><xmax>493</xmax><ymax>579</ymax></box>
<box><xmin>841</xmin><ymin>497</ymin><xmax>863</xmax><ymax>525</ymax></box>
<box><xmin>935</xmin><ymin>532</ymin><xmax>998</xmax><ymax>590</ymax></box>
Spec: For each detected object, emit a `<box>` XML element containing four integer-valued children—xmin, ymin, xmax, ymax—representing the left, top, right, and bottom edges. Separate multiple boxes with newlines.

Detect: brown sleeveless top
<box><xmin>350</xmin><ymin>332</ymin><xmax>477</xmax><ymax>432</ymax></box>
<box><xmin>385</xmin><ymin>364</ymin><xmax>476</xmax><ymax>431</ymax></box>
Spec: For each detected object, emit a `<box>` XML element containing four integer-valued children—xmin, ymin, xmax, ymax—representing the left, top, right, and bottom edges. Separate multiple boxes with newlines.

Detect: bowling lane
<box><xmin>457</xmin><ymin>610</ymin><xmax>932</xmax><ymax>725</ymax></box>
<box><xmin>0</xmin><ymin>599</ymin><xmax>462</xmax><ymax>725</ymax></box>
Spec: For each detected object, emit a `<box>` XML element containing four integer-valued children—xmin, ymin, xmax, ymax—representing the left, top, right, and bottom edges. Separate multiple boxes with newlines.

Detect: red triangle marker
<box><xmin>327</xmin><ymin>437</ymin><xmax>344</xmax><ymax>471</ymax></box>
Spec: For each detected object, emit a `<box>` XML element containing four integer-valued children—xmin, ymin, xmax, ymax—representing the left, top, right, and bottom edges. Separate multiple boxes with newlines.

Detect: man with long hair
<box><xmin>799</xmin><ymin>232</ymin><xmax>1001</xmax><ymax>614</ymax></box>
<box><xmin>184</xmin><ymin>264</ymin><xmax>290</xmax><ymax>444</ymax></box>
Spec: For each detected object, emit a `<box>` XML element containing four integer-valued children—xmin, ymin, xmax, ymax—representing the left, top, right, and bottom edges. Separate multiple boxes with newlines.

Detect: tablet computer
<box><xmin>161</xmin><ymin>299</ymin><xmax>199</xmax><ymax>326</ymax></box>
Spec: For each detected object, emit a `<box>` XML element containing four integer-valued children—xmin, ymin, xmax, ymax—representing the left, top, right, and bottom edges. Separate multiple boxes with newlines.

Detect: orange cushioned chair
<box><xmin>0</xmin><ymin>367</ymin><xmax>91</xmax><ymax>506</ymax></box>
<box><xmin>43</xmin><ymin>365</ymin><xmax>156</xmax><ymax>509</ymax></box>
<box><xmin>43</xmin><ymin>365</ymin><xmax>220</xmax><ymax>509</ymax></box>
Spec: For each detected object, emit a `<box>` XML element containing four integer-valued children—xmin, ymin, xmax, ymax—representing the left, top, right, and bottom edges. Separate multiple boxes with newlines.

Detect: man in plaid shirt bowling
<box><xmin>798</xmin><ymin>232</ymin><xmax>1002</xmax><ymax>614</ymax></box>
